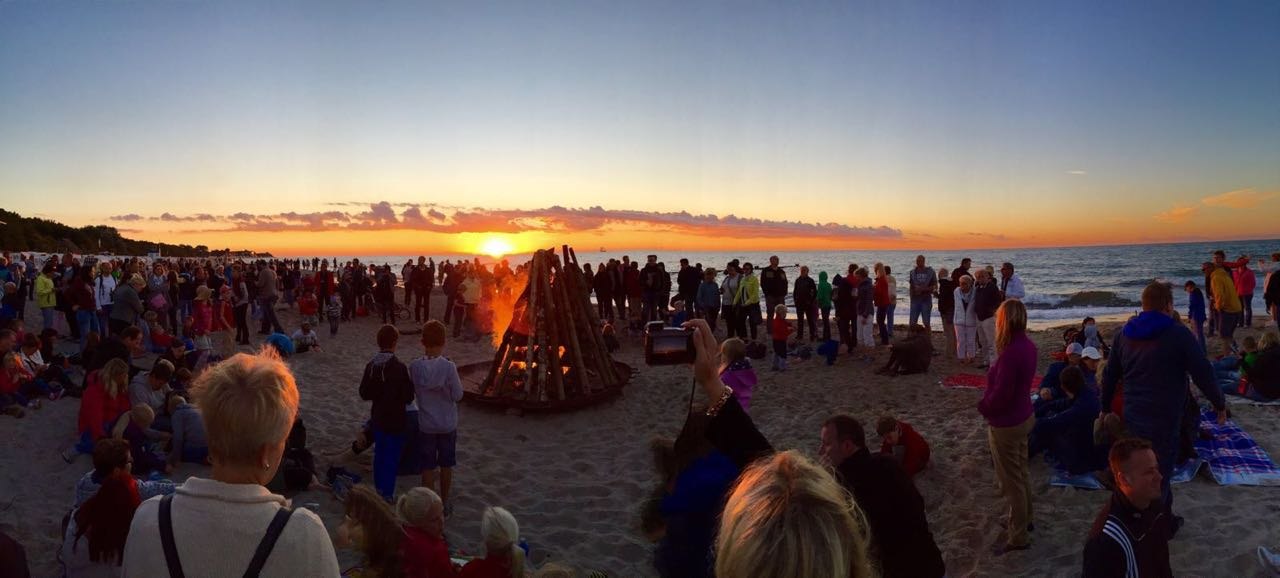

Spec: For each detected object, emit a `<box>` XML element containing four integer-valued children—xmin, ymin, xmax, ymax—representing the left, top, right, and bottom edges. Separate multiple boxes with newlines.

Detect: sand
<box><xmin>3</xmin><ymin>292</ymin><xmax>1279</xmax><ymax>577</ymax></box>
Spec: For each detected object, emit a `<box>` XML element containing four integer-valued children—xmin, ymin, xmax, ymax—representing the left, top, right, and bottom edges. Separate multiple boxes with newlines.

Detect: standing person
<box><xmin>1268</xmin><ymin>253</ymin><xmax>1280</xmax><ymax>329</ymax></box>
<box><xmin>107</xmin><ymin>276</ymin><xmax>145</xmax><ymax>338</ymax></box>
<box><xmin>735</xmin><ymin>263</ymin><xmax>763</xmax><ymax>341</ymax></box>
<box><xmin>1210</xmin><ymin>250</ymin><xmax>1243</xmax><ymax>354</ymax></box>
<box><xmin>1203</xmin><ymin>262</ymin><xmax>1218</xmax><ymax>339</ymax></box>
<box><xmin>120</xmin><ymin>351</ymin><xmax>341</xmax><ymax>577</ymax></box>
<box><xmin>884</xmin><ymin>266</ymin><xmax>898</xmax><ymax>340</ymax></box>
<box><xmin>978</xmin><ymin>300</ymin><xmax>1036</xmax><ymax>555</ymax></box>
<box><xmin>95</xmin><ymin>263</ymin><xmax>117</xmax><ymax>338</ymax></box>
<box><xmin>1082</xmin><ymin>438</ymin><xmax>1173</xmax><ymax>577</ymax></box>
<box><xmin>1101</xmin><ymin>282</ymin><xmax>1226</xmax><ymax>522</ymax></box>
<box><xmin>359</xmin><ymin>325</ymin><xmax>416</xmax><ymax>502</ymax></box>
<box><xmin>769</xmin><ymin>304</ymin><xmax>792</xmax><ymax>372</ymax></box>
<box><xmin>974</xmin><ymin>269</ymin><xmax>1004</xmax><ymax>368</ymax></box>
<box><xmin>793</xmin><ymin>266</ymin><xmax>818</xmax><ymax>342</ymax></box>
<box><xmin>908</xmin><ymin>255</ymin><xmax>938</xmax><ymax>330</ymax></box>
<box><xmin>874</xmin><ymin>264</ymin><xmax>893</xmax><ymax>346</ymax></box>
<box><xmin>640</xmin><ymin>255</ymin><xmax>663</xmax><ymax>323</ymax></box>
<box><xmin>453</xmin><ymin>271</ymin><xmax>481</xmax><ymax>340</ymax></box>
<box><xmin>256</xmin><ymin>262</ymin><xmax>284</xmax><ymax>335</ymax></box>
<box><xmin>315</xmin><ymin>261</ymin><xmax>334</xmax><ymax>307</ymax></box>
<box><xmin>37</xmin><ymin>264</ymin><xmax>57</xmax><ymax>334</ymax></box>
<box><xmin>230</xmin><ymin>270</ymin><xmax>251</xmax><ymax>346</ymax></box>
<box><xmin>677</xmin><ymin>258</ymin><xmax>702</xmax><ymax>319</ymax></box>
<box><xmin>441</xmin><ymin>264</ymin><xmax>460</xmax><ymax>325</ymax></box>
<box><xmin>696</xmin><ymin>268</ymin><xmax>721</xmax><ymax>332</ymax></box>
<box><xmin>952</xmin><ymin>275</ymin><xmax>978</xmax><ymax>364</ymax></box>
<box><xmin>855</xmin><ymin>268</ymin><xmax>875</xmax><ymax>356</ymax></box>
<box><xmin>937</xmin><ymin>268</ymin><xmax>956</xmax><ymax>357</ymax></box>
<box><xmin>611</xmin><ymin>261</ymin><xmax>627</xmax><ymax>324</ymax></box>
<box><xmin>720</xmin><ymin>265</ymin><xmax>742</xmax><ymax>339</ymax></box>
<box><xmin>951</xmin><ymin>258</ymin><xmax>972</xmax><ymax>286</ymax></box>
<box><xmin>999</xmin><ymin>262</ymin><xmax>1025</xmax><ymax>301</ymax></box>
<box><xmin>1231</xmin><ymin>254</ymin><xmax>1257</xmax><ymax>329</ymax></box>
<box><xmin>375</xmin><ymin>266</ymin><xmax>396</xmax><ymax>325</ymax></box>
<box><xmin>1186</xmin><ymin>280</ymin><xmax>1207</xmax><ymax>354</ymax></box>
<box><xmin>413</xmin><ymin>256</ymin><xmax>434</xmax><ymax>323</ymax></box>
<box><xmin>402</xmin><ymin>260</ymin><xmax>415</xmax><ymax>310</ymax></box>
<box><xmin>70</xmin><ymin>270</ymin><xmax>99</xmax><ymax>352</ymax></box>
<box><xmin>760</xmin><ymin>256</ymin><xmax>788</xmax><ymax>334</ymax></box>
<box><xmin>411</xmin><ymin>320</ymin><xmax>464</xmax><ymax>517</ymax></box>
<box><xmin>817</xmin><ymin>271</ymin><xmax>833</xmax><ymax>341</ymax></box>
<box><xmin>835</xmin><ymin>265</ymin><xmax>858</xmax><ymax>354</ymax></box>
<box><xmin>593</xmin><ymin>261</ymin><xmax>615</xmax><ymax>321</ymax></box>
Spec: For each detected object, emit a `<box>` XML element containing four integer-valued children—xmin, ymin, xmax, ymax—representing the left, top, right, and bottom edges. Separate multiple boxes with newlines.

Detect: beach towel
<box><xmin>1049</xmin><ymin>468</ymin><xmax>1105</xmax><ymax>490</ymax></box>
<box><xmin>1193</xmin><ymin>408</ymin><xmax>1280</xmax><ymax>486</ymax></box>
<box><xmin>940</xmin><ymin>373</ymin><xmax>1043</xmax><ymax>391</ymax></box>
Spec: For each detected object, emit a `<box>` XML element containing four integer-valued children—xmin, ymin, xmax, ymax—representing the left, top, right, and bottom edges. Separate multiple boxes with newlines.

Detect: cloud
<box><xmin>1200</xmin><ymin>188</ymin><xmax>1277</xmax><ymax>209</ymax></box>
<box><xmin>1154</xmin><ymin>205</ymin><xmax>1199</xmax><ymax>224</ymax></box>
<box><xmin>113</xmin><ymin>202</ymin><xmax>903</xmax><ymax>240</ymax></box>
<box><xmin>110</xmin><ymin>213</ymin><xmax>144</xmax><ymax>222</ymax></box>
<box><xmin>1066</xmin><ymin>170</ymin><xmax>1087</xmax><ymax>175</ymax></box>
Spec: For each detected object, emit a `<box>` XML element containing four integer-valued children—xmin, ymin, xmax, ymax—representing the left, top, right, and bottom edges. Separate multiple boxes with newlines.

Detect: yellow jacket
<box><xmin>1210</xmin><ymin>268</ymin><xmax>1242</xmax><ymax>314</ymax></box>
<box><xmin>36</xmin><ymin>274</ymin><xmax>56</xmax><ymax>308</ymax></box>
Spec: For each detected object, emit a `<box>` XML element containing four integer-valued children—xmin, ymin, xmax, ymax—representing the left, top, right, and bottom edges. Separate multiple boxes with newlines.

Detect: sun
<box><xmin>478</xmin><ymin>236</ymin><xmax>515</xmax><ymax>258</ymax></box>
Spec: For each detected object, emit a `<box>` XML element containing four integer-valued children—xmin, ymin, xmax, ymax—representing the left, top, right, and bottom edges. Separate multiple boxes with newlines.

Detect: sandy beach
<box><xmin>2</xmin><ymin>289</ymin><xmax>1278</xmax><ymax>577</ymax></box>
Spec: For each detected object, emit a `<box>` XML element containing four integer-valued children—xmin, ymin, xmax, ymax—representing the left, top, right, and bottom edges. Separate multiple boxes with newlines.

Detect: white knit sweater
<box><xmin>121</xmin><ymin>477</ymin><xmax>339</xmax><ymax>578</ymax></box>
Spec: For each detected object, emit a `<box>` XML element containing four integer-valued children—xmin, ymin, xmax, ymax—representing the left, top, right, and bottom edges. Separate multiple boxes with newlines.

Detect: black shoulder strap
<box><xmin>159</xmin><ymin>494</ymin><xmax>186</xmax><ymax>578</ymax></box>
<box><xmin>243</xmin><ymin>507</ymin><xmax>294</xmax><ymax>578</ymax></box>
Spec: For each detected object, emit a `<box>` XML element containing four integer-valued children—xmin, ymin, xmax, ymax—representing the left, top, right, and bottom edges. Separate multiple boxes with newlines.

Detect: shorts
<box><xmin>419</xmin><ymin>430</ymin><xmax>458</xmax><ymax>470</ymax></box>
<box><xmin>1218</xmin><ymin>311</ymin><xmax>1241</xmax><ymax>339</ymax></box>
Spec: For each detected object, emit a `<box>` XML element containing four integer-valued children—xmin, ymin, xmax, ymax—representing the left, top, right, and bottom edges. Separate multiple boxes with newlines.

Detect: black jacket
<box><xmin>359</xmin><ymin>352</ymin><xmax>415</xmax><ymax>435</ymax></box>
<box><xmin>973</xmin><ymin>282</ymin><xmax>1003</xmax><ymax>321</ymax></box>
<box><xmin>641</xmin><ymin>263</ymin><xmax>663</xmax><ymax>292</ymax></box>
<box><xmin>705</xmin><ymin>397</ymin><xmax>944</xmax><ymax>578</ymax></box>
<box><xmin>677</xmin><ymin>266</ymin><xmax>702</xmax><ymax>297</ymax></box>
<box><xmin>1082</xmin><ymin>491</ymin><xmax>1172</xmax><ymax>578</ymax></box>
<box><xmin>759</xmin><ymin>266</ymin><xmax>788</xmax><ymax>298</ymax></box>
<box><xmin>793</xmin><ymin>276</ymin><xmax>817</xmax><ymax>308</ymax></box>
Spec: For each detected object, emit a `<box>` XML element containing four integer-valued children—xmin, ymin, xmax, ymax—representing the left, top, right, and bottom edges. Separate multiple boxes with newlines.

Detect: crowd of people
<box><xmin>2</xmin><ymin>246</ymin><xmax>1280</xmax><ymax>577</ymax></box>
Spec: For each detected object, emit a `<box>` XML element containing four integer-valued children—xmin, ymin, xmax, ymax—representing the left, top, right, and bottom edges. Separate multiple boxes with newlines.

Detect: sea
<box><xmin>329</xmin><ymin>239</ymin><xmax>1279</xmax><ymax>330</ymax></box>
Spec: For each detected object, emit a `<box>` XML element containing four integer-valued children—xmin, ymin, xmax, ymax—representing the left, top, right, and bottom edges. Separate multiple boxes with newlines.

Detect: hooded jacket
<box><xmin>793</xmin><ymin>275</ymin><xmax>817</xmax><ymax>308</ymax></box>
<box><xmin>1101</xmin><ymin>312</ymin><xmax>1223</xmax><ymax>430</ymax></box>
<box><xmin>1082</xmin><ymin>490</ymin><xmax>1173</xmax><ymax>578</ymax></box>
<box><xmin>359</xmin><ymin>351</ymin><xmax>415</xmax><ymax>435</ymax></box>
<box><xmin>734</xmin><ymin>273</ymin><xmax>761</xmax><ymax>306</ymax></box>
<box><xmin>817</xmin><ymin>272</ymin><xmax>832</xmax><ymax>309</ymax></box>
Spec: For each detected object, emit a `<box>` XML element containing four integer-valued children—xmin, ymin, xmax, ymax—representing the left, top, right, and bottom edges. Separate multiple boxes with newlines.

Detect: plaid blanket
<box><xmin>1194</xmin><ymin>408</ymin><xmax>1280</xmax><ymax>486</ymax></box>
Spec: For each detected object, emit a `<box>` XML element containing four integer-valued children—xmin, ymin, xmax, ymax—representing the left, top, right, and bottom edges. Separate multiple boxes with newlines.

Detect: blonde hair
<box><xmin>774</xmin><ymin>303</ymin><xmax>788</xmax><ymax>317</ymax></box>
<box><xmin>480</xmin><ymin>506</ymin><xmax>525</xmax><ymax>578</ymax></box>
<box><xmin>99</xmin><ymin>358</ymin><xmax>130</xmax><ymax>399</ymax></box>
<box><xmin>715</xmin><ymin>450</ymin><xmax>873</xmax><ymax>578</ymax></box>
<box><xmin>720</xmin><ymin>337</ymin><xmax>747</xmax><ymax>369</ymax></box>
<box><xmin>1260</xmin><ymin>331</ymin><xmax>1280</xmax><ymax>350</ymax></box>
<box><xmin>190</xmin><ymin>349</ymin><xmax>299</xmax><ymax>466</ymax></box>
<box><xmin>995</xmin><ymin>300</ymin><xmax>1028</xmax><ymax>355</ymax></box>
<box><xmin>396</xmin><ymin>487</ymin><xmax>442</xmax><ymax>529</ymax></box>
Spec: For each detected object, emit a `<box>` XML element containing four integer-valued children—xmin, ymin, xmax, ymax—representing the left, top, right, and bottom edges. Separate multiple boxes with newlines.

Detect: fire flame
<box><xmin>487</xmin><ymin>265</ymin><xmax>530</xmax><ymax>347</ymax></box>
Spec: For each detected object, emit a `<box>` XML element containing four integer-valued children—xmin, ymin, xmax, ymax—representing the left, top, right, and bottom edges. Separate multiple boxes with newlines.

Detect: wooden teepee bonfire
<box><xmin>473</xmin><ymin>245</ymin><xmax>627</xmax><ymax>410</ymax></box>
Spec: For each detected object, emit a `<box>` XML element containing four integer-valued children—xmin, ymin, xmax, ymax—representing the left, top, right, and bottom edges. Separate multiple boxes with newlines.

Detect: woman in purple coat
<box><xmin>978</xmin><ymin>299</ymin><xmax>1036</xmax><ymax>556</ymax></box>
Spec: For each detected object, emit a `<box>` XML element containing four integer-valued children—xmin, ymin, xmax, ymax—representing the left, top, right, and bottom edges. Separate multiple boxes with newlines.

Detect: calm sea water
<box><xmin>332</xmin><ymin>239</ymin><xmax>1280</xmax><ymax>328</ymax></box>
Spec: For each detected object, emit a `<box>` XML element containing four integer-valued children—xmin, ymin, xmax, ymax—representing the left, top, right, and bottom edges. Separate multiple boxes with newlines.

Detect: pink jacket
<box><xmin>1235</xmin><ymin>266</ymin><xmax>1257</xmax><ymax>296</ymax></box>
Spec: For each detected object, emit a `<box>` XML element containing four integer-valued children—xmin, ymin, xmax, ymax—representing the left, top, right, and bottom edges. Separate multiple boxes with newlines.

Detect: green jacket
<box><xmin>817</xmin><ymin>271</ymin><xmax>832</xmax><ymax>308</ymax></box>
<box><xmin>734</xmin><ymin>273</ymin><xmax>761</xmax><ymax>305</ymax></box>
<box><xmin>35</xmin><ymin>274</ymin><xmax>56</xmax><ymax>308</ymax></box>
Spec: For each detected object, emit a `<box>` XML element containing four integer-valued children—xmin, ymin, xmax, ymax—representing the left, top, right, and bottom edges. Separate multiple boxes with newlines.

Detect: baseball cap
<box><xmin>1065</xmin><ymin>343</ymin><xmax>1084</xmax><ymax>356</ymax></box>
<box><xmin>1081</xmin><ymin>347</ymin><xmax>1103</xmax><ymax>360</ymax></box>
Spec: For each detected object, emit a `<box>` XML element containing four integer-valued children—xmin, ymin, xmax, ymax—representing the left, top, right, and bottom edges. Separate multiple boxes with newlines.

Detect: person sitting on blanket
<box><xmin>1029</xmin><ymin>366</ymin><xmax>1104</xmax><ymax>475</ymax></box>
<box><xmin>1213</xmin><ymin>335</ymin><xmax>1258</xmax><ymax>395</ymax></box>
<box><xmin>876</xmin><ymin>416</ymin><xmax>931</xmax><ymax>479</ymax></box>
<box><xmin>1083</xmin><ymin>437</ymin><xmax>1173</xmax><ymax>577</ymax></box>
<box><xmin>1241</xmin><ymin>331</ymin><xmax>1280</xmax><ymax>401</ymax></box>
<box><xmin>1037</xmin><ymin>343</ymin><xmax>1083</xmax><ymax>408</ymax></box>
<box><xmin>874</xmin><ymin>324</ymin><xmax>932</xmax><ymax>376</ymax></box>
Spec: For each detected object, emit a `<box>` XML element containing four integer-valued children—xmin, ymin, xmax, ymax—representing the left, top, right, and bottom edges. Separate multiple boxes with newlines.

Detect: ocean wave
<box><xmin>1024</xmin><ymin>290</ymin><xmax>1141</xmax><ymax>310</ymax></box>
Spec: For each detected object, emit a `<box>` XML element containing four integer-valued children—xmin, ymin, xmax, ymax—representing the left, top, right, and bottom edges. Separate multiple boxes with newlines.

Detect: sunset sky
<box><xmin>1</xmin><ymin>1</ymin><xmax>1278</xmax><ymax>256</ymax></box>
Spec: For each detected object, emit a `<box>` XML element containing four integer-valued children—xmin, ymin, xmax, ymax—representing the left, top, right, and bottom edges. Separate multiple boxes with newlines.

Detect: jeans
<box><xmin>329</xmin><ymin>317</ymin><xmax>339</xmax><ymax>336</ymax></box>
<box><xmin>98</xmin><ymin>305</ymin><xmax>113</xmax><ymax>337</ymax></box>
<box><xmin>701</xmin><ymin>305</ymin><xmax>720</xmax><ymax>332</ymax></box>
<box><xmin>909</xmin><ymin>296</ymin><xmax>932</xmax><ymax>329</ymax></box>
<box><xmin>722</xmin><ymin>304</ymin><xmax>740</xmax><ymax>338</ymax></box>
<box><xmin>258</xmin><ymin>296</ymin><xmax>283</xmax><ymax>334</ymax></box>
<box><xmin>876</xmin><ymin>305</ymin><xmax>891</xmax><ymax>345</ymax></box>
<box><xmin>1241</xmin><ymin>293</ymin><xmax>1253</xmax><ymax>327</ymax></box>
<box><xmin>373</xmin><ymin>427</ymin><xmax>405</xmax><ymax>500</ymax></box>
<box><xmin>885</xmin><ymin>302</ymin><xmax>895</xmax><ymax>339</ymax></box>
<box><xmin>234</xmin><ymin>304</ymin><xmax>250</xmax><ymax>343</ymax></box>
<box><xmin>1190</xmin><ymin>317</ymin><xmax>1206</xmax><ymax>354</ymax></box>
<box><xmin>41</xmin><ymin>307</ymin><xmax>57</xmax><ymax>333</ymax></box>
<box><xmin>642</xmin><ymin>292</ymin><xmax>662</xmax><ymax>323</ymax></box>
<box><xmin>76</xmin><ymin>309</ymin><xmax>100</xmax><ymax>350</ymax></box>
<box><xmin>794</xmin><ymin>303</ymin><xmax>817</xmax><ymax>340</ymax></box>
<box><xmin>415</xmin><ymin>287</ymin><xmax>431</xmax><ymax>321</ymax></box>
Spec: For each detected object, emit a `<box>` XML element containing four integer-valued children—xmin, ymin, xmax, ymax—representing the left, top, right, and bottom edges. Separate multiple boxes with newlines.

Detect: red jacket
<box><xmin>298</xmin><ymin>295</ymin><xmax>319</xmax><ymax>316</ymax></box>
<box><xmin>770</xmin><ymin>318</ymin><xmax>792</xmax><ymax>340</ymax></box>
<box><xmin>880</xmin><ymin>421</ymin><xmax>931</xmax><ymax>479</ymax></box>
<box><xmin>401</xmin><ymin>526</ymin><xmax>456</xmax><ymax>578</ymax></box>
<box><xmin>78</xmin><ymin>370</ymin><xmax>131</xmax><ymax>439</ymax></box>
<box><xmin>0</xmin><ymin>366</ymin><xmax>33</xmax><ymax>395</ymax></box>
<box><xmin>874</xmin><ymin>276</ymin><xmax>892</xmax><ymax>307</ymax></box>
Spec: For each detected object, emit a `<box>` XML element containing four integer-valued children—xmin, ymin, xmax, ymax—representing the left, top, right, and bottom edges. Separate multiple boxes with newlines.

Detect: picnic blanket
<box><xmin>941</xmin><ymin>372</ymin><xmax>1043</xmax><ymax>391</ymax></box>
<box><xmin>1193</xmin><ymin>408</ymin><xmax>1280</xmax><ymax>486</ymax></box>
<box><xmin>1049</xmin><ymin>468</ymin><xmax>1105</xmax><ymax>490</ymax></box>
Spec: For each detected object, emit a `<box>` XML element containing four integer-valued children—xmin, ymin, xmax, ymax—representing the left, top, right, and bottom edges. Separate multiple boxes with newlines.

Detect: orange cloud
<box><xmin>1201</xmin><ymin>188</ymin><xmax>1277</xmax><ymax>209</ymax></box>
<box><xmin>1153</xmin><ymin>205</ymin><xmax>1199</xmax><ymax>224</ymax></box>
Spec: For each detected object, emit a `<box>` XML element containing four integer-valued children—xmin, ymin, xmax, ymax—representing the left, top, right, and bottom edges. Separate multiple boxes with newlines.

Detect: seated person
<box><xmin>18</xmin><ymin>333</ymin><xmax>72</xmax><ymax>393</ymax></box>
<box><xmin>73</xmin><ymin>438</ymin><xmax>176</xmax><ymax>509</ymax></box>
<box><xmin>602</xmin><ymin>323</ymin><xmax>621</xmax><ymax>354</ymax></box>
<box><xmin>158</xmin><ymin>339</ymin><xmax>196</xmax><ymax>373</ymax></box>
<box><xmin>1241</xmin><ymin>331</ymin><xmax>1280</xmax><ymax>401</ymax></box>
<box><xmin>171</xmin><ymin>367</ymin><xmax>193</xmax><ymax>394</ymax></box>
<box><xmin>110</xmin><ymin>404</ymin><xmax>169</xmax><ymax>476</ymax></box>
<box><xmin>128</xmin><ymin>359</ymin><xmax>174</xmax><ymax>431</ymax></box>
<box><xmin>874</xmin><ymin>324</ymin><xmax>932</xmax><ymax>376</ymax></box>
<box><xmin>167</xmin><ymin>395</ymin><xmax>209</xmax><ymax>466</ymax></box>
<box><xmin>1075</xmin><ymin>317</ymin><xmax>1109</xmax><ymax>357</ymax></box>
<box><xmin>292</xmin><ymin>322</ymin><xmax>321</xmax><ymax>353</ymax></box>
<box><xmin>397</xmin><ymin>487</ymin><xmax>459</xmax><ymax>578</ymax></box>
<box><xmin>1</xmin><ymin>351</ymin><xmax>51</xmax><ymax>408</ymax></box>
<box><xmin>334</xmin><ymin>485</ymin><xmax>404</xmax><ymax>578</ymax></box>
<box><xmin>876</xmin><ymin>416</ymin><xmax>931</xmax><ymax>479</ymax></box>
<box><xmin>1029</xmin><ymin>366</ymin><xmax>1104</xmax><ymax>475</ymax></box>
<box><xmin>1083</xmin><ymin>438</ymin><xmax>1173</xmax><ymax>577</ymax></box>
<box><xmin>460</xmin><ymin>507</ymin><xmax>526</xmax><ymax>578</ymax></box>
<box><xmin>1037</xmin><ymin>343</ymin><xmax>1083</xmax><ymax>412</ymax></box>
<box><xmin>1213</xmin><ymin>336</ymin><xmax>1258</xmax><ymax>395</ymax></box>
<box><xmin>668</xmin><ymin>298</ymin><xmax>689</xmax><ymax>327</ymax></box>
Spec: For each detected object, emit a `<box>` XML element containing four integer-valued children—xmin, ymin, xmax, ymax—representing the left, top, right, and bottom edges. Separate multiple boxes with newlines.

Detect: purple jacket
<box><xmin>721</xmin><ymin>361</ymin><xmax>758</xmax><ymax>412</ymax></box>
<box><xmin>979</xmin><ymin>332</ymin><xmax>1036</xmax><ymax>428</ymax></box>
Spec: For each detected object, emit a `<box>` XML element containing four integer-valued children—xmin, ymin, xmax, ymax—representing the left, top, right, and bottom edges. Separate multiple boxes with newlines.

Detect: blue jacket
<box><xmin>696</xmin><ymin>280</ymin><xmax>720</xmax><ymax>311</ymax></box>
<box><xmin>856</xmin><ymin>278</ymin><xmax>874</xmax><ymax>316</ymax></box>
<box><xmin>1187</xmin><ymin>288</ymin><xmax>1206</xmax><ymax>322</ymax></box>
<box><xmin>1101</xmin><ymin>312</ymin><xmax>1223</xmax><ymax>432</ymax></box>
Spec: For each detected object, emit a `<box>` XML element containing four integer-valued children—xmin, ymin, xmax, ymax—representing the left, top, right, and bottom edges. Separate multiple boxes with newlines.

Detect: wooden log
<box><xmin>532</xmin><ymin>252</ymin><xmax>552</xmax><ymax>402</ymax></box>
<box><xmin>540</xmin><ymin>252</ymin><xmax>565</xmax><ymax>401</ymax></box>
<box><xmin>550</xmin><ymin>254</ymin><xmax>588</xmax><ymax>396</ymax></box>
<box><xmin>525</xmin><ymin>252</ymin><xmax>541</xmax><ymax>401</ymax></box>
<box><xmin>562</xmin><ymin>256</ymin><xmax>616</xmax><ymax>387</ymax></box>
<box><xmin>482</xmin><ymin>328</ymin><xmax>512</xmax><ymax>397</ymax></box>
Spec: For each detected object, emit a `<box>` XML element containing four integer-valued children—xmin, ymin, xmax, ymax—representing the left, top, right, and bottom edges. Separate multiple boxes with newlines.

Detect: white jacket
<box><xmin>95</xmin><ymin>274</ymin><xmax>117</xmax><ymax>308</ymax></box>
<box><xmin>953</xmin><ymin>287</ymin><xmax>979</xmax><ymax>327</ymax></box>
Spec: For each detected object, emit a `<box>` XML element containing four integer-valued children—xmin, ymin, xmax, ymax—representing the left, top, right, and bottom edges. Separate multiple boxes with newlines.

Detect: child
<box><xmin>326</xmin><ymin>294</ymin><xmax>343</xmax><ymax>337</ymax></box>
<box><xmin>769</xmin><ymin>303</ymin><xmax>792</xmax><ymax>371</ymax></box>
<box><xmin>335</xmin><ymin>485</ymin><xmax>405</xmax><ymax>578</ymax></box>
<box><xmin>190</xmin><ymin>286</ymin><xmax>214</xmax><ymax>366</ymax></box>
<box><xmin>718</xmin><ymin>338</ymin><xmax>757</xmax><ymax>412</ymax></box>
<box><xmin>1</xmin><ymin>351</ymin><xmax>47</xmax><ymax>409</ymax></box>
<box><xmin>410</xmin><ymin>320</ymin><xmax>464</xmax><ymax>516</ymax></box>
<box><xmin>668</xmin><ymin>298</ymin><xmax>689</xmax><ymax>327</ymax></box>
<box><xmin>397</xmin><ymin>487</ymin><xmax>456</xmax><ymax>578</ymax></box>
<box><xmin>111</xmin><ymin>404</ymin><xmax>169</xmax><ymax>476</ymax></box>
<box><xmin>298</xmin><ymin>287</ymin><xmax>320</xmax><ymax>328</ymax></box>
<box><xmin>601</xmin><ymin>322</ymin><xmax>620</xmax><ymax>354</ymax></box>
<box><xmin>171</xmin><ymin>367</ymin><xmax>194</xmax><ymax>394</ymax></box>
<box><xmin>1215</xmin><ymin>336</ymin><xmax>1258</xmax><ymax>395</ymax></box>
<box><xmin>359</xmin><ymin>325</ymin><xmax>416</xmax><ymax>501</ymax></box>
<box><xmin>211</xmin><ymin>286</ymin><xmax>235</xmax><ymax>358</ymax></box>
<box><xmin>876</xmin><ymin>416</ymin><xmax>932</xmax><ymax>479</ymax></box>
<box><xmin>292</xmin><ymin>322</ymin><xmax>321</xmax><ymax>353</ymax></box>
<box><xmin>167</xmin><ymin>395</ymin><xmax>209</xmax><ymax>467</ymax></box>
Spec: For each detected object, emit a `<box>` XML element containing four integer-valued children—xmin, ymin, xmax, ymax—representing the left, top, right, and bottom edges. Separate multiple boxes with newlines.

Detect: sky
<box><xmin>1</xmin><ymin>1</ymin><xmax>1278</xmax><ymax>257</ymax></box>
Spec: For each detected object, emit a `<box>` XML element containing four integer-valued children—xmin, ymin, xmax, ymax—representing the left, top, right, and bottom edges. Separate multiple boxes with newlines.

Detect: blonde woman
<box><xmin>977</xmin><ymin>300</ymin><xmax>1036</xmax><ymax>555</ymax></box>
<box><xmin>121</xmin><ymin>350</ymin><xmax>340</xmax><ymax>577</ymax></box>
<box><xmin>952</xmin><ymin>275</ymin><xmax>978</xmax><ymax>364</ymax></box>
<box><xmin>70</xmin><ymin>358</ymin><xmax>133</xmax><ymax>459</ymax></box>
<box><xmin>459</xmin><ymin>506</ymin><xmax>525</xmax><ymax>578</ymax></box>
<box><xmin>682</xmin><ymin>318</ymin><xmax>880</xmax><ymax>578</ymax></box>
